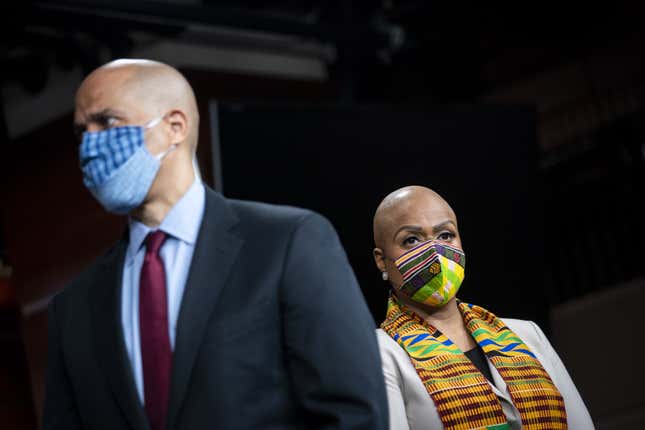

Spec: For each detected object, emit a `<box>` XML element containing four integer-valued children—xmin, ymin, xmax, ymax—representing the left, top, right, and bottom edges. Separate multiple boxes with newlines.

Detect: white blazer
<box><xmin>377</xmin><ymin>319</ymin><xmax>595</xmax><ymax>430</ymax></box>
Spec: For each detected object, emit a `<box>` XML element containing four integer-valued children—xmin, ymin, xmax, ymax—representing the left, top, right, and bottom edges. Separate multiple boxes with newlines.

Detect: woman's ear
<box><xmin>373</xmin><ymin>248</ymin><xmax>386</xmax><ymax>273</ymax></box>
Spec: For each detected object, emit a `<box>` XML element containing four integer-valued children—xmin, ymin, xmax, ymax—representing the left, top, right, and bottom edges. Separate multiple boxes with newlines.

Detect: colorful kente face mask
<box><xmin>394</xmin><ymin>240</ymin><xmax>466</xmax><ymax>307</ymax></box>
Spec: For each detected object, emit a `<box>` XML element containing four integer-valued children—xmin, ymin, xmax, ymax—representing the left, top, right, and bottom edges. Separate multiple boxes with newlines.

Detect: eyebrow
<box><xmin>432</xmin><ymin>220</ymin><xmax>457</xmax><ymax>232</ymax></box>
<box><xmin>392</xmin><ymin>220</ymin><xmax>457</xmax><ymax>240</ymax></box>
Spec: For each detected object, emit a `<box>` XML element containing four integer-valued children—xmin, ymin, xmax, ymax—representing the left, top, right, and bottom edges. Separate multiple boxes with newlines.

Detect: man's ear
<box><xmin>166</xmin><ymin>109</ymin><xmax>189</xmax><ymax>145</ymax></box>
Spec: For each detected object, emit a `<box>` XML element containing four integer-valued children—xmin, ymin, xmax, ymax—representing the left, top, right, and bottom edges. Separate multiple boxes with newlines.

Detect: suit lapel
<box><xmin>90</xmin><ymin>238</ymin><xmax>149</xmax><ymax>430</ymax></box>
<box><xmin>167</xmin><ymin>189</ymin><xmax>244</xmax><ymax>430</ymax></box>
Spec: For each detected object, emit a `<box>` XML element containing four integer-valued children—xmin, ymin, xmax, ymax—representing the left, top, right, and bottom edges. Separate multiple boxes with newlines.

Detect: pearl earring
<box><xmin>382</xmin><ymin>272</ymin><xmax>389</xmax><ymax>281</ymax></box>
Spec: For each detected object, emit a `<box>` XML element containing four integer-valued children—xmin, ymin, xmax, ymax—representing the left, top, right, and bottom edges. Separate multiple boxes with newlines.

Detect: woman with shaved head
<box><xmin>372</xmin><ymin>186</ymin><xmax>593</xmax><ymax>430</ymax></box>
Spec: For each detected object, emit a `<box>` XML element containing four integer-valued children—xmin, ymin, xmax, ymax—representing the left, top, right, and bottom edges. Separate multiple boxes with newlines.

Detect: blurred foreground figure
<box><xmin>43</xmin><ymin>59</ymin><xmax>387</xmax><ymax>430</ymax></box>
<box><xmin>373</xmin><ymin>186</ymin><xmax>594</xmax><ymax>430</ymax></box>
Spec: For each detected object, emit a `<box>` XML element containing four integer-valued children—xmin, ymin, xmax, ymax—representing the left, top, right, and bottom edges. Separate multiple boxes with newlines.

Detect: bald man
<box><xmin>43</xmin><ymin>60</ymin><xmax>387</xmax><ymax>430</ymax></box>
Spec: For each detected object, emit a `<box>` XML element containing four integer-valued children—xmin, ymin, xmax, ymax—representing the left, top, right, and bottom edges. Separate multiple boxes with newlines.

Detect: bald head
<box><xmin>73</xmin><ymin>59</ymin><xmax>203</xmax><ymax>225</ymax></box>
<box><xmin>372</xmin><ymin>185</ymin><xmax>462</xmax><ymax>291</ymax></box>
<box><xmin>373</xmin><ymin>186</ymin><xmax>456</xmax><ymax>248</ymax></box>
<box><xmin>75</xmin><ymin>59</ymin><xmax>199</xmax><ymax>151</ymax></box>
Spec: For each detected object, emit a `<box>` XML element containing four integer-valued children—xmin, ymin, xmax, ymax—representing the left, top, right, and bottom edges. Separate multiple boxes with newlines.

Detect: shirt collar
<box><xmin>126</xmin><ymin>178</ymin><xmax>206</xmax><ymax>265</ymax></box>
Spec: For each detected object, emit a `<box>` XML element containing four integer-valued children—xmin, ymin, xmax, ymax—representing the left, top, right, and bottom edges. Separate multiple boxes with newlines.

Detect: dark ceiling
<box><xmin>2</xmin><ymin>1</ymin><xmax>645</xmax><ymax>104</ymax></box>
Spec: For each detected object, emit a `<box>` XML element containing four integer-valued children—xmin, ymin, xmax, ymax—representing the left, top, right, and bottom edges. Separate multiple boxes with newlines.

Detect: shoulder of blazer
<box><xmin>227</xmin><ymin>198</ymin><xmax>316</xmax><ymax>225</ymax></box>
<box><xmin>375</xmin><ymin>328</ymin><xmax>411</xmax><ymax>367</ymax></box>
<box><xmin>500</xmin><ymin>318</ymin><xmax>544</xmax><ymax>349</ymax></box>
<box><xmin>500</xmin><ymin>318</ymin><xmax>569</xmax><ymax>386</ymax></box>
<box><xmin>211</xmin><ymin>188</ymin><xmax>329</xmax><ymax>235</ymax></box>
<box><xmin>376</xmin><ymin>328</ymin><xmax>400</xmax><ymax>351</ymax></box>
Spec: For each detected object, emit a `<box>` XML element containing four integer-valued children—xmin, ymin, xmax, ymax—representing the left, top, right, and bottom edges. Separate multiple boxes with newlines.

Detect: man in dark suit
<box><xmin>43</xmin><ymin>59</ymin><xmax>387</xmax><ymax>430</ymax></box>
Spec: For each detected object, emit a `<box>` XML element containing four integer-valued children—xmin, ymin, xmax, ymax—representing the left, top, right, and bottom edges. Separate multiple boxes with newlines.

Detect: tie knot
<box><xmin>145</xmin><ymin>230</ymin><xmax>167</xmax><ymax>255</ymax></box>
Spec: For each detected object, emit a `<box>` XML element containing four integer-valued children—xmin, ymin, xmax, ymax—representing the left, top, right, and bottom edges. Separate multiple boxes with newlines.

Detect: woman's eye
<box><xmin>436</xmin><ymin>231</ymin><xmax>455</xmax><ymax>241</ymax></box>
<box><xmin>403</xmin><ymin>236</ymin><xmax>420</xmax><ymax>246</ymax></box>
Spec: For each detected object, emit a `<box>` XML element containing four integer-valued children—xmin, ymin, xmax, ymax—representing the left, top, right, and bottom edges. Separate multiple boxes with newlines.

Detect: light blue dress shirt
<box><xmin>121</xmin><ymin>178</ymin><xmax>205</xmax><ymax>404</ymax></box>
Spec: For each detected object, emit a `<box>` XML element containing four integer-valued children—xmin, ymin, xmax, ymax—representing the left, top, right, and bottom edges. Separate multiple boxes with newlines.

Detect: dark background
<box><xmin>217</xmin><ymin>104</ymin><xmax>541</xmax><ymax>322</ymax></box>
<box><xmin>2</xmin><ymin>1</ymin><xmax>644</xmax><ymax>428</ymax></box>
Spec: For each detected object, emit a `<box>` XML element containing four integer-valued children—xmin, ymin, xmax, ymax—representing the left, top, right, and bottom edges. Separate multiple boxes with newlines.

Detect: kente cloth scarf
<box><xmin>381</xmin><ymin>297</ymin><xmax>567</xmax><ymax>430</ymax></box>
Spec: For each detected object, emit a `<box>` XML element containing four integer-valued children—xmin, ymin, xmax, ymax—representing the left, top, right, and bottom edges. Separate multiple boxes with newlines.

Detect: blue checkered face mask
<box><xmin>79</xmin><ymin>115</ymin><xmax>176</xmax><ymax>214</ymax></box>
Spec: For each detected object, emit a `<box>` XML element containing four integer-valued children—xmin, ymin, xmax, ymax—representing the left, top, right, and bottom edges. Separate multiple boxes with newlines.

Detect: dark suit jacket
<box><xmin>43</xmin><ymin>187</ymin><xmax>388</xmax><ymax>430</ymax></box>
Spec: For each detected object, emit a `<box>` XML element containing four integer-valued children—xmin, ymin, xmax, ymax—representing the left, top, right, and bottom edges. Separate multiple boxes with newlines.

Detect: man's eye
<box><xmin>102</xmin><ymin>117</ymin><xmax>119</xmax><ymax>128</ymax></box>
<box><xmin>436</xmin><ymin>231</ymin><xmax>455</xmax><ymax>241</ymax></box>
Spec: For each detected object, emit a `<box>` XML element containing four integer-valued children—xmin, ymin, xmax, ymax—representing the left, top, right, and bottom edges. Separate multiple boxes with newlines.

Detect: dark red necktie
<box><xmin>139</xmin><ymin>230</ymin><xmax>172</xmax><ymax>430</ymax></box>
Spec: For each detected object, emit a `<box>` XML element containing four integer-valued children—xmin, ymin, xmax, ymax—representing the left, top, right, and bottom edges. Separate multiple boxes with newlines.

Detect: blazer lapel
<box><xmin>90</xmin><ymin>238</ymin><xmax>149</xmax><ymax>430</ymax></box>
<box><xmin>167</xmin><ymin>189</ymin><xmax>244</xmax><ymax>430</ymax></box>
<box><xmin>488</xmin><ymin>359</ymin><xmax>513</xmax><ymax>404</ymax></box>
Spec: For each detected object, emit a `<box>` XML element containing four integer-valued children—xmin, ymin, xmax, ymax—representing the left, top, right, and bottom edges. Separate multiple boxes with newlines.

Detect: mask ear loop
<box><xmin>155</xmin><ymin>145</ymin><xmax>177</xmax><ymax>161</ymax></box>
<box><xmin>144</xmin><ymin>113</ymin><xmax>178</xmax><ymax>161</ymax></box>
<box><xmin>144</xmin><ymin>115</ymin><xmax>164</xmax><ymax>130</ymax></box>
